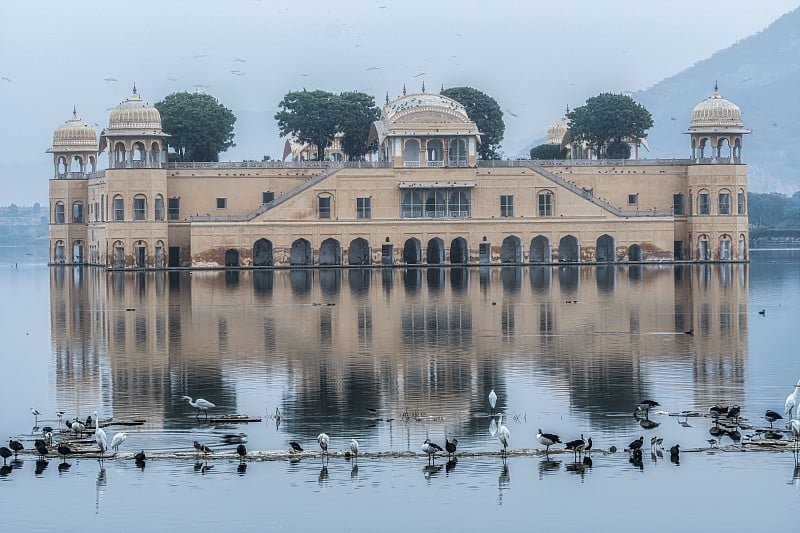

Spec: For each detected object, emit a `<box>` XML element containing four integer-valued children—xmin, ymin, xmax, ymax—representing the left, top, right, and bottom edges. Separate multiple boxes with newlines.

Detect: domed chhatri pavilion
<box><xmin>48</xmin><ymin>85</ymin><xmax>749</xmax><ymax>268</ymax></box>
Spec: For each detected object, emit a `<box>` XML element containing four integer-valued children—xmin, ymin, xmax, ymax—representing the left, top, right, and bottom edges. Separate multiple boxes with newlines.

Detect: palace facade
<box><xmin>48</xmin><ymin>86</ymin><xmax>750</xmax><ymax>269</ymax></box>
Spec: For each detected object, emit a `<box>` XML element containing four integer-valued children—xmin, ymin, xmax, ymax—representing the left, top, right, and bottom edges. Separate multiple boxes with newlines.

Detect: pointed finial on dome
<box><xmin>440</xmin><ymin>83</ymin><xmax>444</xmax><ymax>94</ymax></box>
<box><xmin>565</xmin><ymin>105</ymin><xmax>570</xmax><ymax>115</ymax></box>
<box><xmin>385</xmin><ymin>91</ymin><xmax>389</xmax><ymax>104</ymax></box>
<box><xmin>133</xmin><ymin>82</ymin><xmax>138</xmax><ymax>95</ymax></box>
<box><xmin>73</xmin><ymin>106</ymin><xmax>77</xmax><ymax>117</ymax></box>
<box><xmin>403</xmin><ymin>83</ymin><xmax>406</xmax><ymax>96</ymax></box>
<box><xmin>713</xmin><ymin>81</ymin><xmax>719</xmax><ymax>97</ymax></box>
<box><xmin>421</xmin><ymin>81</ymin><xmax>426</xmax><ymax>93</ymax></box>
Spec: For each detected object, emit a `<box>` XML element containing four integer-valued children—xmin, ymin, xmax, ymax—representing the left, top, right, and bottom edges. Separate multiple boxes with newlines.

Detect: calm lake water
<box><xmin>2</xmin><ymin>250</ymin><xmax>800</xmax><ymax>531</ymax></box>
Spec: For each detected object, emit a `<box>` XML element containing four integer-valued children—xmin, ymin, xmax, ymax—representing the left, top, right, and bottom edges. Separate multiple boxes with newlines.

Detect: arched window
<box><xmin>449</xmin><ymin>139</ymin><xmax>467</xmax><ymax>167</ymax></box>
<box><xmin>72</xmin><ymin>201</ymin><xmax>84</xmax><ymax>223</ymax></box>
<box><xmin>113</xmin><ymin>241</ymin><xmax>125</xmax><ymax>268</ymax></box>
<box><xmin>70</xmin><ymin>156</ymin><xmax>83</xmax><ymax>174</ymax></box>
<box><xmin>55</xmin><ymin>240</ymin><xmax>65</xmax><ymax>263</ymax></box>
<box><xmin>113</xmin><ymin>195</ymin><xmax>125</xmax><ymax>221</ymax></box>
<box><xmin>718</xmin><ymin>189</ymin><xmax>731</xmax><ymax>215</ymax></box>
<box><xmin>424</xmin><ymin>190</ymin><xmax>446</xmax><ymax>218</ymax></box>
<box><xmin>698</xmin><ymin>189</ymin><xmax>710</xmax><ymax>215</ymax></box>
<box><xmin>54</xmin><ymin>202</ymin><xmax>65</xmax><ymax>224</ymax></box>
<box><xmin>150</xmin><ymin>142</ymin><xmax>161</xmax><ymax>164</ymax></box>
<box><xmin>57</xmin><ymin>156</ymin><xmax>67</xmax><ymax>177</ymax></box>
<box><xmin>133</xmin><ymin>194</ymin><xmax>147</xmax><ymax>221</ymax></box>
<box><xmin>719</xmin><ymin>234</ymin><xmax>732</xmax><ymax>261</ymax></box>
<box><xmin>155</xmin><ymin>240</ymin><xmax>165</xmax><ymax>268</ymax></box>
<box><xmin>426</xmin><ymin>139</ymin><xmax>444</xmax><ymax>167</ymax></box>
<box><xmin>538</xmin><ymin>191</ymin><xmax>554</xmax><ymax>217</ymax></box>
<box><xmin>154</xmin><ymin>195</ymin><xmax>164</xmax><ymax>221</ymax></box>
<box><xmin>737</xmin><ymin>189</ymin><xmax>746</xmax><ymax>214</ymax></box>
<box><xmin>114</xmin><ymin>142</ymin><xmax>127</xmax><ymax>167</ymax></box>
<box><xmin>404</xmin><ymin>139</ymin><xmax>420</xmax><ymax>167</ymax></box>
<box><xmin>132</xmin><ymin>142</ymin><xmax>146</xmax><ymax>162</ymax></box>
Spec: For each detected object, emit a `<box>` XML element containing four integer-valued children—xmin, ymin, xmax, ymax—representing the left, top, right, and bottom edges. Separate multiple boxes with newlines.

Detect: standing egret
<box><xmin>789</xmin><ymin>418</ymin><xmax>800</xmax><ymax>451</ymax></box>
<box><xmin>536</xmin><ymin>429</ymin><xmax>561</xmax><ymax>454</ymax></box>
<box><xmin>94</xmin><ymin>411</ymin><xmax>107</xmax><ymax>460</ymax></box>
<box><xmin>180</xmin><ymin>396</ymin><xmax>215</xmax><ymax>420</ymax></box>
<box><xmin>496</xmin><ymin>414</ymin><xmax>510</xmax><ymax>458</ymax></box>
<box><xmin>8</xmin><ymin>439</ymin><xmax>23</xmax><ymax>457</ymax></box>
<box><xmin>236</xmin><ymin>444</ymin><xmax>247</xmax><ymax>462</ymax></box>
<box><xmin>110</xmin><ymin>432</ymin><xmax>127</xmax><ymax>453</ymax></box>
<box><xmin>488</xmin><ymin>390</ymin><xmax>497</xmax><ymax>412</ymax></box>
<box><xmin>317</xmin><ymin>433</ymin><xmax>330</xmax><ymax>458</ymax></box>
<box><xmin>31</xmin><ymin>407</ymin><xmax>41</xmax><ymax>426</ymax></box>
<box><xmin>350</xmin><ymin>439</ymin><xmax>359</xmax><ymax>463</ymax></box>
<box><xmin>422</xmin><ymin>439</ymin><xmax>443</xmax><ymax>464</ymax></box>
<box><xmin>786</xmin><ymin>381</ymin><xmax>800</xmax><ymax>417</ymax></box>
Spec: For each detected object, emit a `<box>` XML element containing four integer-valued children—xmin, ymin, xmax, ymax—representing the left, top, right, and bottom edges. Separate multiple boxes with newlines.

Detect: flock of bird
<box><xmin>7</xmin><ymin>381</ymin><xmax>800</xmax><ymax>474</ymax></box>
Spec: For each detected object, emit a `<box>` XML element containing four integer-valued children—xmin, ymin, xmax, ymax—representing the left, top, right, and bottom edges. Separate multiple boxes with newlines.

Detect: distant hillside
<box><xmin>520</xmin><ymin>9</ymin><xmax>800</xmax><ymax>194</ymax></box>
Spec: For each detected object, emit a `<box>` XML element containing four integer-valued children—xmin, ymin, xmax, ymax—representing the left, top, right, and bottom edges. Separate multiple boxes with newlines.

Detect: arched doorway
<box><xmin>224</xmin><ymin>248</ymin><xmax>240</xmax><ymax>267</ymax></box>
<box><xmin>290</xmin><ymin>238</ymin><xmax>313</xmax><ymax>265</ymax></box>
<box><xmin>427</xmin><ymin>237</ymin><xmax>446</xmax><ymax>264</ymax></box>
<box><xmin>530</xmin><ymin>236</ymin><xmax>551</xmax><ymax>263</ymax></box>
<box><xmin>348</xmin><ymin>238</ymin><xmax>371</xmax><ymax>266</ymax></box>
<box><xmin>719</xmin><ymin>234</ymin><xmax>732</xmax><ymax>261</ymax></box>
<box><xmin>596</xmin><ymin>234</ymin><xmax>615</xmax><ymax>263</ymax></box>
<box><xmin>320</xmin><ymin>238</ymin><xmax>342</xmax><ymax>265</ymax></box>
<box><xmin>558</xmin><ymin>235</ymin><xmax>580</xmax><ymax>262</ymax></box>
<box><xmin>500</xmin><ymin>236</ymin><xmax>522</xmax><ymax>263</ymax></box>
<box><xmin>253</xmin><ymin>238</ymin><xmax>274</xmax><ymax>266</ymax></box>
<box><xmin>628</xmin><ymin>244</ymin><xmax>643</xmax><ymax>262</ymax></box>
<box><xmin>403</xmin><ymin>238</ymin><xmax>422</xmax><ymax>264</ymax></box>
<box><xmin>450</xmin><ymin>237</ymin><xmax>469</xmax><ymax>264</ymax></box>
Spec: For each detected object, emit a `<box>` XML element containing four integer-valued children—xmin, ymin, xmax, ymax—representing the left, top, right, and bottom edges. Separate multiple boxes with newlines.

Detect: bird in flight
<box><xmin>366</xmin><ymin>67</ymin><xmax>380</xmax><ymax>71</ymax></box>
<box><xmin>104</xmin><ymin>77</ymin><xmax>117</xmax><ymax>82</ymax></box>
<box><xmin>506</xmin><ymin>109</ymin><xmax>519</xmax><ymax>118</ymax></box>
<box><xmin>234</xmin><ymin>57</ymin><xmax>247</xmax><ymax>63</ymax></box>
<box><xmin>2</xmin><ymin>76</ymin><xmax>12</xmax><ymax>83</ymax></box>
<box><xmin>193</xmin><ymin>54</ymin><xmax>207</xmax><ymax>59</ymax></box>
<box><xmin>413</xmin><ymin>72</ymin><xmax>426</xmax><ymax>78</ymax></box>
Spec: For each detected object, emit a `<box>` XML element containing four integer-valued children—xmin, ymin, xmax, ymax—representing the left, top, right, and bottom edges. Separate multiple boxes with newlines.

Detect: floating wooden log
<box><xmin>206</xmin><ymin>414</ymin><xmax>262</xmax><ymax>423</ymax></box>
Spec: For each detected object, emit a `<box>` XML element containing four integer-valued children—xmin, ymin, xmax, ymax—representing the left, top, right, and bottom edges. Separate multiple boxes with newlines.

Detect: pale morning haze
<box><xmin>1</xmin><ymin>0</ymin><xmax>798</xmax><ymax>204</ymax></box>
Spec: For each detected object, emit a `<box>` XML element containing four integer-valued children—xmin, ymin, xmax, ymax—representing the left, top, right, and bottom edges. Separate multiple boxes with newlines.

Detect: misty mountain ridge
<box><xmin>520</xmin><ymin>8</ymin><xmax>800</xmax><ymax>194</ymax></box>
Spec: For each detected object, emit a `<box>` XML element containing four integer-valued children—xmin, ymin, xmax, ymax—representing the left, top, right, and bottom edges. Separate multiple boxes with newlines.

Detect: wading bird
<box><xmin>536</xmin><ymin>429</ymin><xmax>561</xmax><ymax>454</ymax></box>
<box><xmin>350</xmin><ymin>439</ymin><xmax>359</xmax><ymax>463</ymax></box>
<box><xmin>445</xmin><ymin>438</ymin><xmax>458</xmax><ymax>459</ymax></box>
<box><xmin>110</xmin><ymin>432</ymin><xmax>127</xmax><ymax>453</ymax></box>
<box><xmin>422</xmin><ymin>439</ymin><xmax>443</xmax><ymax>464</ymax></box>
<box><xmin>627</xmin><ymin>436</ymin><xmax>645</xmax><ymax>453</ymax></box>
<box><xmin>786</xmin><ymin>381</ymin><xmax>800</xmax><ymax>417</ymax></box>
<box><xmin>31</xmin><ymin>407</ymin><xmax>41</xmax><ymax>426</ymax></box>
<box><xmin>34</xmin><ymin>439</ymin><xmax>48</xmax><ymax>458</ymax></box>
<box><xmin>765</xmin><ymin>409</ymin><xmax>783</xmax><ymax>428</ymax></box>
<box><xmin>317</xmin><ymin>433</ymin><xmax>330</xmax><ymax>457</ymax></box>
<box><xmin>180</xmin><ymin>396</ymin><xmax>215</xmax><ymax>420</ymax></box>
<box><xmin>790</xmin><ymin>419</ymin><xmax>800</xmax><ymax>451</ymax></box>
<box><xmin>0</xmin><ymin>447</ymin><xmax>11</xmax><ymax>465</ymax></box>
<box><xmin>636</xmin><ymin>400</ymin><xmax>660</xmax><ymax>419</ymax></box>
<box><xmin>236</xmin><ymin>444</ymin><xmax>247</xmax><ymax>462</ymax></box>
<box><xmin>94</xmin><ymin>411</ymin><xmax>107</xmax><ymax>460</ymax></box>
<box><xmin>8</xmin><ymin>439</ymin><xmax>23</xmax><ymax>457</ymax></box>
<box><xmin>565</xmin><ymin>435</ymin><xmax>586</xmax><ymax>460</ymax></box>
<box><xmin>134</xmin><ymin>450</ymin><xmax>146</xmax><ymax>462</ymax></box>
<box><xmin>496</xmin><ymin>414</ymin><xmax>510</xmax><ymax>458</ymax></box>
<box><xmin>57</xmin><ymin>443</ymin><xmax>73</xmax><ymax>462</ymax></box>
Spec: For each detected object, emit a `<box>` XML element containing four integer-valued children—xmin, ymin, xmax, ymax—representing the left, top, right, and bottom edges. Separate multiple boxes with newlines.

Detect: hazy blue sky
<box><xmin>1</xmin><ymin>0</ymin><xmax>798</xmax><ymax>204</ymax></box>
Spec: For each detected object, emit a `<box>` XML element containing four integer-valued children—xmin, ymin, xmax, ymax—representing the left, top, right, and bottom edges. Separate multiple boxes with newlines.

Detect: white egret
<box><xmin>496</xmin><ymin>414</ymin><xmax>510</xmax><ymax>458</ymax></box>
<box><xmin>180</xmin><ymin>396</ymin><xmax>215</xmax><ymax>420</ymax></box>
<box><xmin>786</xmin><ymin>381</ymin><xmax>800</xmax><ymax>417</ymax></box>
<box><xmin>110</xmin><ymin>432</ymin><xmax>127</xmax><ymax>453</ymax></box>
<box><xmin>317</xmin><ymin>433</ymin><xmax>330</xmax><ymax>457</ymax></box>
<box><xmin>94</xmin><ymin>411</ymin><xmax>107</xmax><ymax>460</ymax></box>
<box><xmin>350</xmin><ymin>439</ymin><xmax>359</xmax><ymax>463</ymax></box>
<box><xmin>488</xmin><ymin>390</ymin><xmax>497</xmax><ymax>412</ymax></box>
<box><xmin>536</xmin><ymin>429</ymin><xmax>561</xmax><ymax>454</ymax></box>
<box><xmin>789</xmin><ymin>418</ymin><xmax>800</xmax><ymax>452</ymax></box>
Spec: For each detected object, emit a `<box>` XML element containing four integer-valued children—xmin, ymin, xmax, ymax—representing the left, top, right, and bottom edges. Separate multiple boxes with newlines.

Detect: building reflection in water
<box><xmin>49</xmin><ymin>263</ymin><xmax>748</xmax><ymax>435</ymax></box>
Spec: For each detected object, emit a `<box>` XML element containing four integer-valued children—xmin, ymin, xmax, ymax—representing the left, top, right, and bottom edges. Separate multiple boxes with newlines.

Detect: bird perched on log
<box><xmin>495</xmin><ymin>414</ymin><xmax>510</xmax><ymax>458</ymax></box>
<box><xmin>110</xmin><ymin>432</ymin><xmax>127</xmax><ymax>453</ymax></box>
<box><xmin>57</xmin><ymin>443</ymin><xmax>73</xmax><ymax>462</ymax></box>
<box><xmin>670</xmin><ymin>444</ymin><xmax>680</xmax><ymax>464</ymax></box>
<box><xmin>236</xmin><ymin>444</ymin><xmax>247</xmax><ymax>462</ymax></box>
<box><xmin>786</xmin><ymin>381</ymin><xmax>800</xmax><ymax>417</ymax></box>
<box><xmin>422</xmin><ymin>439</ymin><xmax>443</xmax><ymax>464</ymax></box>
<box><xmin>445</xmin><ymin>438</ymin><xmax>458</xmax><ymax>459</ymax></box>
<box><xmin>636</xmin><ymin>400</ymin><xmax>660</xmax><ymax>419</ymax></box>
<box><xmin>536</xmin><ymin>429</ymin><xmax>561</xmax><ymax>454</ymax></box>
<box><xmin>289</xmin><ymin>441</ymin><xmax>304</xmax><ymax>453</ymax></box>
<box><xmin>180</xmin><ymin>396</ymin><xmax>215</xmax><ymax>420</ymax></box>
<box><xmin>317</xmin><ymin>433</ymin><xmax>330</xmax><ymax>457</ymax></box>
<box><xmin>726</xmin><ymin>405</ymin><xmax>741</xmax><ymax>424</ymax></box>
<box><xmin>765</xmin><ymin>409</ymin><xmax>783</xmax><ymax>428</ymax></box>
<box><xmin>709</xmin><ymin>405</ymin><xmax>728</xmax><ymax>418</ymax></box>
<box><xmin>8</xmin><ymin>439</ymin><xmax>23</xmax><ymax>457</ymax></box>
<box><xmin>34</xmin><ymin>439</ymin><xmax>48</xmax><ymax>458</ymax></box>
<box><xmin>565</xmin><ymin>435</ymin><xmax>586</xmax><ymax>460</ymax></box>
<box><xmin>627</xmin><ymin>436</ymin><xmax>645</xmax><ymax>453</ymax></box>
<box><xmin>134</xmin><ymin>450</ymin><xmax>146</xmax><ymax>462</ymax></box>
<box><xmin>350</xmin><ymin>439</ymin><xmax>359</xmax><ymax>463</ymax></box>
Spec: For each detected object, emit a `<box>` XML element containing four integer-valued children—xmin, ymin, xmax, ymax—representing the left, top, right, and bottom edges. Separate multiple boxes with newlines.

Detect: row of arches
<box><xmin>54</xmin><ymin>154</ymin><xmax>97</xmax><ymax>178</ymax></box>
<box><xmin>221</xmin><ymin>235</ymin><xmax>647</xmax><ymax>267</ymax></box>
<box><xmin>402</xmin><ymin>138</ymin><xmax>468</xmax><ymax>167</ymax></box>
<box><xmin>109</xmin><ymin>140</ymin><xmax>164</xmax><ymax>169</ymax></box>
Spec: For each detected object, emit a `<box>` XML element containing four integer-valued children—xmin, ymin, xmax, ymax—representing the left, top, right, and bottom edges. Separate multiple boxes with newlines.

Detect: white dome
<box><xmin>52</xmin><ymin>110</ymin><xmax>97</xmax><ymax>150</ymax></box>
<box><xmin>108</xmin><ymin>88</ymin><xmax>162</xmax><ymax>131</ymax></box>
<box><xmin>689</xmin><ymin>85</ymin><xmax>744</xmax><ymax>130</ymax></box>
<box><xmin>382</xmin><ymin>93</ymin><xmax>471</xmax><ymax>124</ymax></box>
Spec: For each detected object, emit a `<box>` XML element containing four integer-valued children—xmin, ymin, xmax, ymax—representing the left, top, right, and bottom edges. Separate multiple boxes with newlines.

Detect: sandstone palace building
<box><xmin>48</xmin><ymin>86</ymin><xmax>750</xmax><ymax>269</ymax></box>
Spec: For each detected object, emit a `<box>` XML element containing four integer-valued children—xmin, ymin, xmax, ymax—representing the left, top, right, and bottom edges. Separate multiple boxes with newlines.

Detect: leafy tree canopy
<box><xmin>275</xmin><ymin>90</ymin><xmax>378</xmax><ymax>161</ymax></box>
<box><xmin>155</xmin><ymin>92</ymin><xmax>236</xmax><ymax>162</ymax></box>
<box><xmin>441</xmin><ymin>86</ymin><xmax>505</xmax><ymax>160</ymax></box>
<box><xmin>567</xmin><ymin>93</ymin><xmax>653</xmax><ymax>159</ymax></box>
<box><xmin>529</xmin><ymin>143</ymin><xmax>567</xmax><ymax>160</ymax></box>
